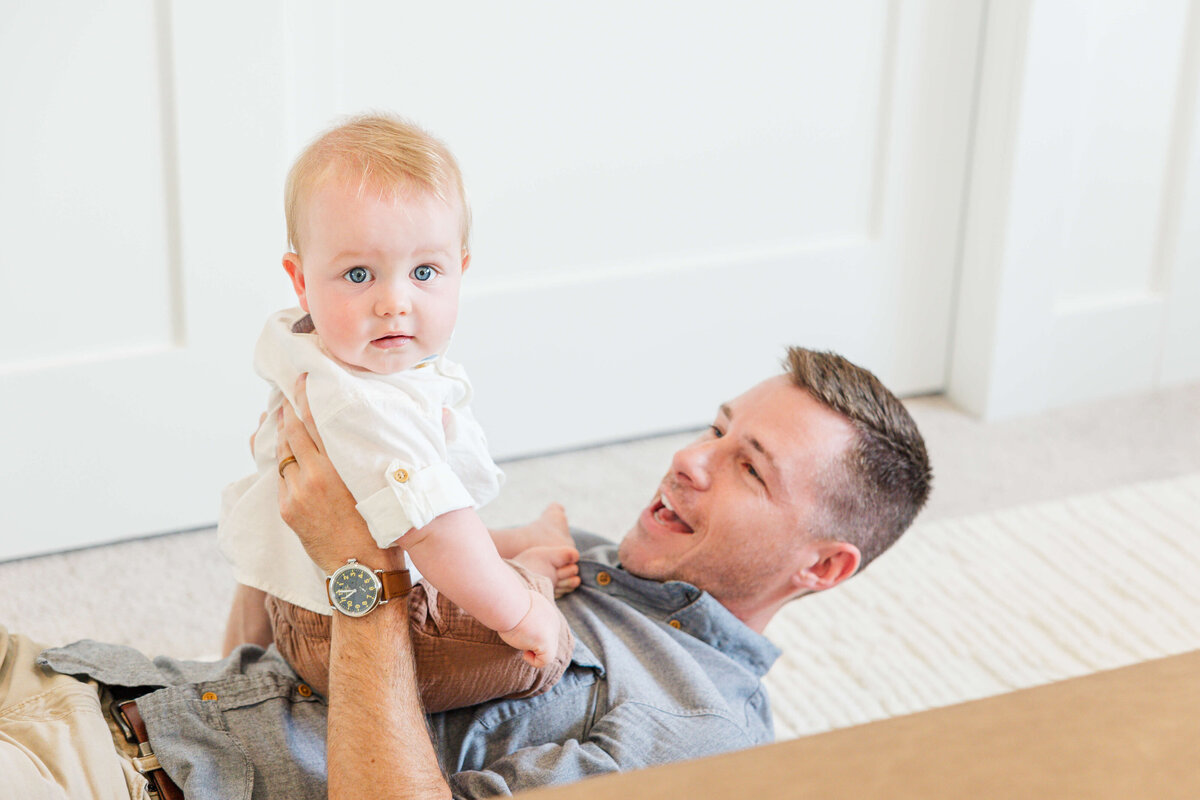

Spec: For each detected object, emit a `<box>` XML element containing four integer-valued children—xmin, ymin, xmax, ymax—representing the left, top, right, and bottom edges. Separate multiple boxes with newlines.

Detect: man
<box><xmin>0</xmin><ymin>348</ymin><xmax>929</xmax><ymax>799</ymax></box>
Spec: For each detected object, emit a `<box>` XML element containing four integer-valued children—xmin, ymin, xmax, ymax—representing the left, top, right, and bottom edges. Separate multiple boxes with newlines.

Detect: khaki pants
<box><xmin>0</xmin><ymin>626</ymin><xmax>149</xmax><ymax>800</ymax></box>
<box><xmin>269</xmin><ymin>562</ymin><xmax>575</xmax><ymax>712</ymax></box>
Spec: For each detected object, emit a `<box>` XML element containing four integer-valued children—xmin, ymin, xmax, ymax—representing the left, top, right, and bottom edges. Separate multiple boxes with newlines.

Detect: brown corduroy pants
<box><xmin>265</xmin><ymin>562</ymin><xmax>574</xmax><ymax>713</ymax></box>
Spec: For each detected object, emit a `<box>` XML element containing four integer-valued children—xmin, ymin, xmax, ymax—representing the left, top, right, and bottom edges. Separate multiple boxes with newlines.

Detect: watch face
<box><xmin>329</xmin><ymin>563</ymin><xmax>381</xmax><ymax>617</ymax></box>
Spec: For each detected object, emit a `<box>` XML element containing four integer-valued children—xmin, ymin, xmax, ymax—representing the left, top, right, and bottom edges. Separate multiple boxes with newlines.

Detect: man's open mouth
<box><xmin>651</xmin><ymin>493</ymin><xmax>694</xmax><ymax>534</ymax></box>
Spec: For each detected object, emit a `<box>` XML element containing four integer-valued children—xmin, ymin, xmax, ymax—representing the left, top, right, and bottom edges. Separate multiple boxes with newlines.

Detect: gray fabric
<box><xmin>39</xmin><ymin>533</ymin><xmax>779</xmax><ymax>799</ymax></box>
<box><xmin>38</xmin><ymin>641</ymin><xmax>327</xmax><ymax>800</ymax></box>
<box><xmin>436</xmin><ymin>533</ymin><xmax>779</xmax><ymax>796</ymax></box>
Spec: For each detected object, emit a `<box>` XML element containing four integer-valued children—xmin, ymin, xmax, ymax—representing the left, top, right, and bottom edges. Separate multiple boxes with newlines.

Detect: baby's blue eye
<box><xmin>345</xmin><ymin>267</ymin><xmax>371</xmax><ymax>284</ymax></box>
<box><xmin>413</xmin><ymin>265</ymin><xmax>435</xmax><ymax>282</ymax></box>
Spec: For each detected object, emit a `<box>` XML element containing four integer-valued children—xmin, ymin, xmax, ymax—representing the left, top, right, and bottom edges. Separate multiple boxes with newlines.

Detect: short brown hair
<box><xmin>785</xmin><ymin>347</ymin><xmax>932</xmax><ymax>570</ymax></box>
<box><xmin>284</xmin><ymin>113</ymin><xmax>471</xmax><ymax>256</ymax></box>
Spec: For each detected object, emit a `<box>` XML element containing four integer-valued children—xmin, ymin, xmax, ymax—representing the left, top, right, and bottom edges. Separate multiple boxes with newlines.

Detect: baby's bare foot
<box><xmin>512</xmin><ymin>544</ymin><xmax>581</xmax><ymax>598</ymax></box>
<box><xmin>525</xmin><ymin>503</ymin><xmax>571</xmax><ymax>548</ymax></box>
<box><xmin>492</xmin><ymin>503</ymin><xmax>573</xmax><ymax>558</ymax></box>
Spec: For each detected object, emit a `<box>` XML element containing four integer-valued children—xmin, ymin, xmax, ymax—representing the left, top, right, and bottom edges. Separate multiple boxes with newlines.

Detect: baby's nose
<box><xmin>375</xmin><ymin>284</ymin><xmax>412</xmax><ymax>316</ymax></box>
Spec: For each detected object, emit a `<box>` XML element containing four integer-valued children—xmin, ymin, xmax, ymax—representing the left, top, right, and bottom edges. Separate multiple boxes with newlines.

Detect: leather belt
<box><xmin>111</xmin><ymin>698</ymin><xmax>185</xmax><ymax>800</ymax></box>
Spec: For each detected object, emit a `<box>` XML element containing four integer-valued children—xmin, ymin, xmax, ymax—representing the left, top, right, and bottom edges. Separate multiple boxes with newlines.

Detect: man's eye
<box><xmin>413</xmin><ymin>265</ymin><xmax>435</xmax><ymax>281</ymax></box>
<box><xmin>745</xmin><ymin>463</ymin><xmax>766</xmax><ymax>486</ymax></box>
<box><xmin>345</xmin><ymin>267</ymin><xmax>371</xmax><ymax>284</ymax></box>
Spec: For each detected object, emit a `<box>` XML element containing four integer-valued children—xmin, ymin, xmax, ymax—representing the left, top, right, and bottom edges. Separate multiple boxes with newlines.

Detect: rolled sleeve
<box><xmin>357</xmin><ymin>460</ymin><xmax>475</xmax><ymax>547</ymax></box>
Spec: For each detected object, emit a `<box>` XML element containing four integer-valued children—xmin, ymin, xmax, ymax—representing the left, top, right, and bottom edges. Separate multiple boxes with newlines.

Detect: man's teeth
<box><xmin>653</xmin><ymin>494</ymin><xmax>693</xmax><ymax>533</ymax></box>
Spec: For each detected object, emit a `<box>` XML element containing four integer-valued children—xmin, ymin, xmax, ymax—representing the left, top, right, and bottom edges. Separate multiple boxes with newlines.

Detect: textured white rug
<box><xmin>763</xmin><ymin>471</ymin><xmax>1200</xmax><ymax>739</ymax></box>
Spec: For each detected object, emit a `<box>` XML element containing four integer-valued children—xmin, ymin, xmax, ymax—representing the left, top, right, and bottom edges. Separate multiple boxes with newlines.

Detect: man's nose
<box><xmin>374</xmin><ymin>281</ymin><xmax>412</xmax><ymax>316</ymax></box>
<box><xmin>671</xmin><ymin>439</ymin><xmax>716</xmax><ymax>491</ymax></box>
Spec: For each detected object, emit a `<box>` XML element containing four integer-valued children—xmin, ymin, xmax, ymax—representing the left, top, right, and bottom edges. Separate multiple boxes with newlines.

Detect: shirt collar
<box><xmin>577</xmin><ymin>541</ymin><xmax>781</xmax><ymax>677</ymax></box>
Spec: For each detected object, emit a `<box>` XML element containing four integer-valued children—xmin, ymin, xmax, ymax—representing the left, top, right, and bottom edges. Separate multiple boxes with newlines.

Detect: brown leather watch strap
<box><xmin>380</xmin><ymin>569</ymin><xmax>413</xmax><ymax>602</ymax></box>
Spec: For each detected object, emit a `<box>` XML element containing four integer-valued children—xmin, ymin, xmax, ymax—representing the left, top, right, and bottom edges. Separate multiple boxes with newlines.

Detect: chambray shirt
<box><xmin>39</xmin><ymin>534</ymin><xmax>780</xmax><ymax>799</ymax></box>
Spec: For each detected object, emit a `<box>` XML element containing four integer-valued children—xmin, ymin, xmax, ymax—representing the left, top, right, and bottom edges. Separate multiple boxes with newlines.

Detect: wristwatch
<box><xmin>326</xmin><ymin>559</ymin><xmax>413</xmax><ymax>617</ymax></box>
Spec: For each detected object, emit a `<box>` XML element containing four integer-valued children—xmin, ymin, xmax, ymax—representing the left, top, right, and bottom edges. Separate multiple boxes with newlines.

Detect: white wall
<box><xmin>2</xmin><ymin>0</ymin><xmax>1197</xmax><ymax>556</ymax></box>
<box><xmin>949</xmin><ymin>0</ymin><xmax>1200</xmax><ymax>419</ymax></box>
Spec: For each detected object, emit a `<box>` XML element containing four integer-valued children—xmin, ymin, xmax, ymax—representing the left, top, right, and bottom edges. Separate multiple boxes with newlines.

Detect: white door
<box><xmin>0</xmin><ymin>1</ymin><xmax>981</xmax><ymax>559</ymax></box>
<box><xmin>949</xmin><ymin>0</ymin><xmax>1200</xmax><ymax>418</ymax></box>
<box><xmin>0</xmin><ymin>3</ymin><xmax>294</xmax><ymax>558</ymax></box>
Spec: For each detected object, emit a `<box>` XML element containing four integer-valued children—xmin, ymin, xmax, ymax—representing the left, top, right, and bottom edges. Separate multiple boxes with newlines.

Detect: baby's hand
<box><xmin>512</xmin><ymin>545</ymin><xmax>580</xmax><ymax>598</ymax></box>
<box><xmin>498</xmin><ymin>590</ymin><xmax>560</xmax><ymax>668</ymax></box>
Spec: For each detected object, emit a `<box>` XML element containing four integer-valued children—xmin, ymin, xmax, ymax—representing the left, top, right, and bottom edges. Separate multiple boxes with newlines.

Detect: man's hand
<box><xmin>275</xmin><ymin>373</ymin><xmax>403</xmax><ymax>574</ymax></box>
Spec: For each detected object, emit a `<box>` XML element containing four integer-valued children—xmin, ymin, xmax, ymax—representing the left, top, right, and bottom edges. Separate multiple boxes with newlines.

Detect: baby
<box><xmin>219</xmin><ymin>114</ymin><xmax>578</xmax><ymax>709</ymax></box>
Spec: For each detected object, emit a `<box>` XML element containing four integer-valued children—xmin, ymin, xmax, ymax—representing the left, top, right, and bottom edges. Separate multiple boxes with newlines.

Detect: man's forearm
<box><xmin>327</xmin><ymin>598</ymin><xmax>452</xmax><ymax>800</ymax></box>
<box><xmin>274</xmin><ymin>382</ymin><xmax>452</xmax><ymax>798</ymax></box>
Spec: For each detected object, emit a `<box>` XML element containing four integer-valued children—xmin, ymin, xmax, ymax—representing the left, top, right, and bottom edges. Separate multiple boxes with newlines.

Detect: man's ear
<box><xmin>791</xmin><ymin>542</ymin><xmax>861</xmax><ymax>594</ymax></box>
<box><xmin>282</xmin><ymin>253</ymin><xmax>308</xmax><ymax>312</ymax></box>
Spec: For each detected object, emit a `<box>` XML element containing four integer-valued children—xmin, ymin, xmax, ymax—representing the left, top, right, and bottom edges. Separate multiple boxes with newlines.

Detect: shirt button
<box><xmin>392</xmin><ymin>468</ymin><xmax>410</xmax><ymax>483</ymax></box>
<box><xmin>668</xmin><ymin>619</ymin><xmax>682</xmax><ymax>629</ymax></box>
<box><xmin>297</xmin><ymin>684</ymin><xmax>313</xmax><ymax>697</ymax></box>
<box><xmin>201</xmin><ymin>691</ymin><xmax>218</xmax><ymax>702</ymax></box>
<box><xmin>596</xmin><ymin>571</ymin><xmax>612</xmax><ymax>586</ymax></box>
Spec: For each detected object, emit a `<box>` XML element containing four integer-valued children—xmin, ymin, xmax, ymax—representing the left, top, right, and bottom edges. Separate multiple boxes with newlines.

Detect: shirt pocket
<box><xmin>470</xmin><ymin>653</ymin><xmax>602</xmax><ymax>734</ymax></box>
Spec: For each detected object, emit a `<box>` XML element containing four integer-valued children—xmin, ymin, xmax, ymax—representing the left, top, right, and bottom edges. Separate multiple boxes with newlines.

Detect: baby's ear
<box><xmin>460</xmin><ymin>250</ymin><xmax>471</xmax><ymax>273</ymax></box>
<box><xmin>282</xmin><ymin>254</ymin><xmax>308</xmax><ymax>311</ymax></box>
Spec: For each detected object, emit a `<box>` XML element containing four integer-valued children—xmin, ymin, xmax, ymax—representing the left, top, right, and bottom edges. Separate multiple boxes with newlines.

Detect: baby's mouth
<box><xmin>652</xmin><ymin>493</ymin><xmax>694</xmax><ymax>534</ymax></box>
<box><xmin>372</xmin><ymin>333</ymin><xmax>413</xmax><ymax>348</ymax></box>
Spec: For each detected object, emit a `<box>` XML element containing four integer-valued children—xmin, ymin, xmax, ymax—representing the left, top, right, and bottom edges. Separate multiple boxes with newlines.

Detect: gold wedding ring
<box><xmin>278</xmin><ymin>456</ymin><xmax>298</xmax><ymax>478</ymax></box>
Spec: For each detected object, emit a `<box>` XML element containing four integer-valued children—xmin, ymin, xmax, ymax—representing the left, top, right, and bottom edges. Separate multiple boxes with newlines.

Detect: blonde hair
<box><xmin>284</xmin><ymin>113</ymin><xmax>471</xmax><ymax>256</ymax></box>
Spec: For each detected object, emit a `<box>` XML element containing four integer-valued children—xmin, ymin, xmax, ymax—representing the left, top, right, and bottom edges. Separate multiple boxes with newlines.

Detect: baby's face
<box><xmin>284</xmin><ymin>179</ymin><xmax>467</xmax><ymax>374</ymax></box>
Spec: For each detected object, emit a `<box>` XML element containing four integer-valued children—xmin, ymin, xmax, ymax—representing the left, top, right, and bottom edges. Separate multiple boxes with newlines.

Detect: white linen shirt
<box><xmin>218</xmin><ymin>307</ymin><xmax>504</xmax><ymax>615</ymax></box>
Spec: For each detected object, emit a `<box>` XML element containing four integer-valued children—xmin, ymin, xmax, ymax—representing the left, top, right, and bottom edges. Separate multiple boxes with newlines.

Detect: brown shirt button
<box><xmin>201</xmin><ymin>691</ymin><xmax>218</xmax><ymax>702</ymax></box>
<box><xmin>668</xmin><ymin>619</ymin><xmax>682</xmax><ymax>629</ymax></box>
<box><xmin>596</xmin><ymin>571</ymin><xmax>612</xmax><ymax>586</ymax></box>
<box><xmin>392</xmin><ymin>468</ymin><xmax>410</xmax><ymax>483</ymax></box>
<box><xmin>297</xmin><ymin>684</ymin><xmax>313</xmax><ymax>697</ymax></box>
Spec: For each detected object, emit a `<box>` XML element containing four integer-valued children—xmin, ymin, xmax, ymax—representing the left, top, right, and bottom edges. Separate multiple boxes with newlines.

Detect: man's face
<box><xmin>284</xmin><ymin>178</ymin><xmax>467</xmax><ymax>375</ymax></box>
<box><xmin>617</xmin><ymin>375</ymin><xmax>857</xmax><ymax>625</ymax></box>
